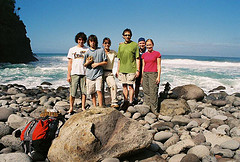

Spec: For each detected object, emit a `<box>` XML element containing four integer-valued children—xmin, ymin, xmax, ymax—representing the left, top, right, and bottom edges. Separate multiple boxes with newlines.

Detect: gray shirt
<box><xmin>84</xmin><ymin>47</ymin><xmax>107</xmax><ymax>80</ymax></box>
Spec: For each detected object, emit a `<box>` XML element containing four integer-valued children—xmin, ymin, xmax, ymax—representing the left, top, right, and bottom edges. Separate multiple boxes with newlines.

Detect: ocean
<box><xmin>0</xmin><ymin>53</ymin><xmax>240</xmax><ymax>95</ymax></box>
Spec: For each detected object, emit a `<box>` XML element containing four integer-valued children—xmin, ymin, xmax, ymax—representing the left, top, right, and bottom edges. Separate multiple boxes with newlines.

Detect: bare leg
<box><xmin>69</xmin><ymin>95</ymin><xmax>75</xmax><ymax>113</ymax></box>
<box><xmin>97</xmin><ymin>91</ymin><xmax>103</xmax><ymax>107</ymax></box>
<box><xmin>122</xmin><ymin>84</ymin><xmax>128</xmax><ymax>101</ymax></box>
<box><xmin>82</xmin><ymin>94</ymin><xmax>86</xmax><ymax>111</ymax></box>
<box><xmin>129</xmin><ymin>84</ymin><xmax>134</xmax><ymax>103</ymax></box>
<box><xmin>92</xmin><ymin>93</ymin><xmax>97</xmax><ymax>107</ymax></box>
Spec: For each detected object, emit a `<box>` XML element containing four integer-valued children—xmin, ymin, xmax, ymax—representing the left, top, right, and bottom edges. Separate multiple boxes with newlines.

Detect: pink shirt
<box><xmin>142</xmin><ymin>51</ymin><xmax>161</xmax><ymax>72</ymax></box>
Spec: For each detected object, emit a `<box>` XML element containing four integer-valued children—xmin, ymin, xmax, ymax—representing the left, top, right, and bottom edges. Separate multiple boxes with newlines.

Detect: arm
<box><xmin>91</xmin><ymin>61</ymin><xmax>107</xmax><ymax>68</ymax></box>
<box><xmin>141</xmin><ymin>59</ymin><xmax>145</xmax><ymax>84</ymax></box>
<box><xmin>67</xmin><ymin>58</ymin><xmax>72</xmax><ymax>82</ymax></box>
<box><xmin>116</xmin><ymin>59</ymin><xmax>120</xmax><ymax>78</ymax></box>
<box><xmin>135</xmin><ymin>58</ymin><xmax>140</xmax><ymax>78</ymax></box>
<box><xmin>156</xmin><ymin>57</ymin><xmax>161</xmax><ymax>84</ymax></box>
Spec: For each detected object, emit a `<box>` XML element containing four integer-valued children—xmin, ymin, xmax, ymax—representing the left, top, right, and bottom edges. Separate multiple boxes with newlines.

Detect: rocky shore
<box><xmin>0</xmin><ymin>83</ymin><xmax>240</xmax><ymax>162</ymax></box>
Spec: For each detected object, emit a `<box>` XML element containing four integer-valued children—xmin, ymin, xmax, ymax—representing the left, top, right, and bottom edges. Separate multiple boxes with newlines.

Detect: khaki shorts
<box><xmin>86</xmin><ymin>76</ymin><xmax>103</xmax><ymax>95</ymax></box>
<box><xmin>118</xmin><ymin>73</ymin><xmax>136</xmax><ymax>85</ymax></box>
<box><xmin>70</xmin><ymin>75</ymin><xmax>86</xmax><ymax>97</ymax></box>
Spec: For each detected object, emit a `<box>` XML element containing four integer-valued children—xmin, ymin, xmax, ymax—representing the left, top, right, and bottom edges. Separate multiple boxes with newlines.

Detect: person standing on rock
<box><xmin>84</xmin><ymin>35</ymin><xmax>107</xmax><ymax>107</ymax></box>
<box><xmin>142</xmin><ymin>39</ymin><xmax>161</xmax><ymax>115</ymax></box>
<box><xmin>134</xmin><ymin>37</ymin><xmax>146</xmax><ymax>104</ymax></box>
<box><xmin>67</xmin><ymin>32</ymin><xmax>88</xmax><ymax>114</ymax></box>
<box><xmin>116</xmin><ymin>28</ymin><xmax>140</xmax><ymax>110</ymax></box>
<box><xmin>102</xmin><ymin>37</ymin><xmax>119</xmax><ymax>108</ymax></box>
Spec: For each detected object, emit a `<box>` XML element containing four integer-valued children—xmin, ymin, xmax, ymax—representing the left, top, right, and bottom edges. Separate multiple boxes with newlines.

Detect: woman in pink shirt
<box><xmin>142</xmin><ymin>39</ymin><xmax>161</xmax><ymax>114</ymax></box>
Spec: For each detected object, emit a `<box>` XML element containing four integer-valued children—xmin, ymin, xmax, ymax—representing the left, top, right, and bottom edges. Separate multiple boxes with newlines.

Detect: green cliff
<box><xmin>0</xmin><ymin>0</ymin><xmax>38</xmax><ymax>64</ymax></box>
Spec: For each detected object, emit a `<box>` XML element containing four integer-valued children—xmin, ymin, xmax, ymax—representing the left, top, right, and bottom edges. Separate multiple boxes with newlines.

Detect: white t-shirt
<box><xmin>67</xmin><ymin>45</ymin><xmax>88</xmax><ymax>75</ymax></box>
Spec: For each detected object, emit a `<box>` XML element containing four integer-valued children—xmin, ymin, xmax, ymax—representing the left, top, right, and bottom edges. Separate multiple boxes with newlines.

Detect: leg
<box><xmin>106</xmin><ymin>75</ymin><xmax>118</xmax><ymax>105</ymax></box>
<box><xmin>149</xmin><ymin>72</ymin><xmax>159</xmax><ymax>114</ymax></box>
<box><xmin>81</xmin><ymin>94</ymin><xmax>86</xmax><ymax>110</ymax></box>
<box><xmin>69</xmin><ymin>95</ymin><xmax>75</xmax><ymax>113</ymax></box>
<box><xmin>122</xmin><ymin>84</ymin><xmax>128</xmax><ymax>101</ymax></box>
<box><xmin>143</xmin><ymin>72</ymin><xmax>150</xmax><ymax>106</ymax></box>
<box><xmin>102</xmin><ymin>74</ymin><xmax>106</xmax><ymax>106</ymax></box>
<box><xmin>128</xmin><ymin>84</ymin><xmax>134</xmax><ymax>103</ymax></box>
<box><xmin>91</xmin><ymin>93</ymin><xmax>97</xmax><ymax>107</ymax></box>
<box><xmin>97</xmin><ymin>91</ymin><xmax>103</xmax><ymax>107</ymax></box>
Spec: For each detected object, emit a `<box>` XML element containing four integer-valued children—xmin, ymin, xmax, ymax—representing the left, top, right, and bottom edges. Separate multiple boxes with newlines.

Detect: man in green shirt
<box><xmin>116</xmin><ymin>28</ymin><xmax>140</xmax><ymax>110</ymax></box>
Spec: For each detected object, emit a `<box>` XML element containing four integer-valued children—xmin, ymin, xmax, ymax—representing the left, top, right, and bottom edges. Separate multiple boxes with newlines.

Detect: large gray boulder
<box><xmin>0</xmin><ymin>122</ymin><xmax>13</xmax><ymax>138</ymax></box>
<box><xmin>48</xmin><ymin>107</ymin><xmax>153</xmax><ymax>162</ymax></box>
<box><xmin>160</xmin><ymin>99</ymin><xmax>190</xmax><ymax>116</ymax></box>
<box><xmin>170</xmin><ymin>84</ymin><xmax>205</xmax><ymax>101</ymax></box>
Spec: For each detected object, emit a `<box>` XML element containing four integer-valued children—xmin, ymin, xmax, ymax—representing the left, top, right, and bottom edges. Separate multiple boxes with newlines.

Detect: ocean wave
<box><xmin>162</xmin><ymin>59</ymin><xmax>240</xmax><ymax>67</ymax></box>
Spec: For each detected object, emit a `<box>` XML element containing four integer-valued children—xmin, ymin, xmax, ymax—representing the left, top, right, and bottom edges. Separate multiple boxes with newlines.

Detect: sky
<box><xmin>15</xmin><ymin>0</ymin><xmax>240</xmax><ymax>57</ymax></box>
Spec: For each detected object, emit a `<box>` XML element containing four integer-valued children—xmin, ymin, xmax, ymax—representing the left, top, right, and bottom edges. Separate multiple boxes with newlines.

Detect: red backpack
<box><xmin>20</xmin><ymin>116</ymin><xmax>62</xmax><ymax>161</ymax></box>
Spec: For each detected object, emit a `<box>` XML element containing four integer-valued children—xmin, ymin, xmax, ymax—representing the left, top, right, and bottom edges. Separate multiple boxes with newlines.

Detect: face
<box><xmin>123</xmin><ymin>31</ymin><xmax>131</xmax><ymax>42</ymax></box>
<box><xmin>78</xmin><ymin>38</ymin><xmax>85</xmax><ymax>47</ymax></box>
<box><xmin>138</xmin><ymin>41</ymin><xmax>146</xmax><ymax>50</ymax></box>
<box><xmin>89</xmin><ymin>40</ymin><xmax>96</xmax><ymax>49</ymax></box>
<box><xmin>146</xmin><ymin>40</ymin><xmax>154</xmax><ymax>52</ymax></box>
<box><xmin>103</xmin><ymin>40</ymin><xmax>111</xmax><ymax>50</ymax></box>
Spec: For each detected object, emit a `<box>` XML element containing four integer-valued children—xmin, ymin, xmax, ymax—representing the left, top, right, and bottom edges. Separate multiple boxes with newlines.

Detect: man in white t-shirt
<box><xmin>67</xmin><ymin>32</ymin><xmax>88</xmax><ymax>113</ymax></box>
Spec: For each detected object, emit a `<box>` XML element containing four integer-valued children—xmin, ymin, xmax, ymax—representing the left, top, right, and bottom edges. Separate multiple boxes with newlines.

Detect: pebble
<box><xmin>220</xmin><ymin>140</ymin><xmax>240</xmax><ymax>150</ymax></box>
<box><xmin>132</xmin><ymin>112</ymin><xmax>141</xmax><ymax>120</ymax></box>
<box><xmin>169</xmin><ymin>154</ymin><xmax>186</xmax><ymax>162</ymax></box>
<box><xmin>187</xmin><ymin>145</ymin><xmax>210</xmax><ymax>159</ymax></box>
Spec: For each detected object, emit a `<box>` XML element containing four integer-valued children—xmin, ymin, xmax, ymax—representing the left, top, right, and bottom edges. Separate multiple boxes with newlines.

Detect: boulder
<box><xmin>0</xmin><ymin>122</ymin><xmax>13</xmax><ymax>138</ymax></box>
<box><xmin>0</xmin><ymin>107</ymin><xmax>15</xmax><ymax>121</ymax></box>
<box><xmin>169</xmin><ymin>154</ymin><xmax>186</xmax><ymax>162</ymax></box>
<box><xmin>180</xmin><ymin>154</ymin><xmax>200</xmax><ymax>162</ymax></box>
<box><xmin>170</xmin><ymin>84</ymin><xmax>205</xmax><ymax>101</ymax></box>
<box><xmin>7</xmin><ymin>87</ymin><xmax>21</xmax><ymax>95</ymax></box>
<box><xmin>48</xmin><ymin>107</ymin><xmax>153</xmax><ymax>162</ymax></box>
<box><xmin>7</xmin><ymin>114</ymin><xmax>31</xmax><ymax>129</ymax></box>
<box><xmin>0</xmin><ymin>153</ymin><xmax>32</xmax><ymax>162</ymax></box>
<box><xmin>0</xmin><ymin>135</ymin><xmax>22</xmax><ymax>151</ymax></box>
<box><xmin>220</xmin><ymin>140</ymin><xmax>240</xmax><ymax>150</ymax></box>
<box><xmin>160</xmin><ymin>99</ymin><xmax>190</xmax><ymax>116</ymax></box>
<box><xmin>203</xmin><ymin>130</ymin><xmax>232</xmax><ymax>147</ymax></box>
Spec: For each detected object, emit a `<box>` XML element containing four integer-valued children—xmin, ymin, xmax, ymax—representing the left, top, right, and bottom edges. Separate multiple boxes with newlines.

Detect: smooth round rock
<box><xmin>0</xmin><ymin>152</ymin><xmax>32</xmax><ymax>162</ymax></box>
<box><xmin>180</xmin><ymin>153</ymin><xmax>200</xmax><ymax>162</ymax></box>
<box><xmin>102</xmin><ymin>158</ymin><xmax>120</xmax><ymax>162</ymax></box>
<box><xmin>169</xmin><ymin>154</ymin><xmax>186</xmax><ymax>162</ymax></box>
<box><xmin>187</xmin><ymin>145</ymin><xmax>210</xmax><ymax>159</ymax></box>
<box><xmin>0</xmin><ymin>122</ymin><xmax>13</xmax><ymax>138</ymax></box>
<box><xmin>154</xmin><ymin>131</ymin><xmax>173</xmax><ymax>141</ymax></box>
<box><xmin>212</xmin><ymin>115</ymin><xmax>228</xmax><ymax>121</ymax></box>
<box><xmin>0</xmin><ymin>107</ymin><xmax>15</xmax><ymax>122</ymax></box>
<box><xmin>220</xmin><ymin>140</ymin><xmax>240</xmax><ymax>150</ymax></box>
<box><xmin>132</xmin><ymin>112</ymin><xmax>141</xmax><ymax>120</ymax></box>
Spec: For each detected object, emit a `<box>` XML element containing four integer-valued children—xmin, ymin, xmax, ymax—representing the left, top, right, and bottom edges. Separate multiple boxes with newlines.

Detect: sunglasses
<box><xmin>124</xmin><ymin>34</ymin><xmax>131</xmax><ymax>37</ymax></box>
<box><xmin>104</xmin><ymin>42</ymin><xmax>111</xmax><ymax>44</ymax></box>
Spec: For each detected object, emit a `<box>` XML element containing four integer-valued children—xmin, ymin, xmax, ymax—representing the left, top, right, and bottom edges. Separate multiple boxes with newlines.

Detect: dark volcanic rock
<box><xmin>0</xmin><ymin>0</ymin><xmax>38</xmax><ymax>64</ymax></box>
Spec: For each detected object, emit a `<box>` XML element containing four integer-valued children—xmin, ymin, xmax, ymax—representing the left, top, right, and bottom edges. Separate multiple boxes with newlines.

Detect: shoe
<box><xmin>132</xmin><ymin>98</ymin><xmax>139</xmax><ymax>105</ymax></box>
<box><xmin>111</xmin><ymin>103</ymin><xmax>119</xmax><ymax>108</ymax></box>
<box><xmin>120</xmin><ymin>101</ymin><xmax>129</xmax><ymax>111</ymax></box>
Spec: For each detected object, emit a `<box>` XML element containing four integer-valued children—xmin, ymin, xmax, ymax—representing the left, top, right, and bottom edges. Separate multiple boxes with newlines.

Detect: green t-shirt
<box><xmin>117</xmin><ymin>41</ymin><xmax>139</xmax><ymax>73</ymax></box>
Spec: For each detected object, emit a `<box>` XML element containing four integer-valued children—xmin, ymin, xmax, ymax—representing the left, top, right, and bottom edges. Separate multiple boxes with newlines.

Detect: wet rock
<box><xmin>7</xmin><ymin>87</ymin><xmax>21</xmax><ymax>95</ymax></box>
<box><xmin>211</xmin><ymin>100</ymin><xmax>227</xmax><ymax>107</ymax></box>
<box><xmin>170</xmin><ymin>84</ymin><xmax>205</xmax><ymax>101</ymax></box>
<box><xmin>209</xmin><ymin>86</ymin><xmax>226</xmax><ymax>93</ymax></box>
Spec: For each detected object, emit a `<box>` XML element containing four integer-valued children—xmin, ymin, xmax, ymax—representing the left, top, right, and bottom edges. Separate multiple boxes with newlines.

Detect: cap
<box><xmin>138</xmin><ymin>37</ymin><xmax>145</xmax><ymax>42</ymax></box>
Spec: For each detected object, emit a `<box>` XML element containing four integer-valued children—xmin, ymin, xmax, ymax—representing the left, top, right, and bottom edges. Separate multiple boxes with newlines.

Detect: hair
<box><xmin>122</xmin><ymin>28</ymin><xmax>132</xmax><ymax>36</ymax></box>
<box><xmin>75</xmin><ymin>32</ymin><xmax>87</xmax><ymax>43</ymax></box>
<box><xmin>87</xmin><ymin>35</ymin><xmax>98</xmax><ymax>48</ymax></box>
<box><xmin>102</xmin><ymin>37</ymin><xmax>111</xmax><ymax>45</ymax></box>
<box><xmin>146</xmin><ymin>39</ymin><xmax>154</xmax><ymax>46</ymax></box>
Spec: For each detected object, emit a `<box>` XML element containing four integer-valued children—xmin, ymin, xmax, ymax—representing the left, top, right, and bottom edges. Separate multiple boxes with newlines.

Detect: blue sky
<box><xmin>15</xmin><ymin>0</ymin><xmax>240</xmax><ymax>57</ymax></box>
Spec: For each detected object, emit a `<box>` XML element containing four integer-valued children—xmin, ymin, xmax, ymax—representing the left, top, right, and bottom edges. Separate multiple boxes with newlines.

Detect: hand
<box><xmin>135</xmin><ymin>71</ymin><xmax>140</xmax><ymax>78</ymax></box>
<box><xmin>156</xmin><ymin>78</ymin><xmax>160</xmax><ymax>84</ymax></box>
<box><xmin>91</xmin><ymin>63</ymin><xmax>98</xmax><ymax>68</ymax></box>
<box><xmin>67</xmin><ymin>76</ymin><xmax>71</xmax><ymax>83</ymax></box>
<box><xmin>140</xmin><ymin>77</ymin><xmax>143</xmax><ymax>84</ymax></box>
<box><xmin>115</xmin><ymin>71</ymin><xmax>119</xmax><ymax>78</ymax></box>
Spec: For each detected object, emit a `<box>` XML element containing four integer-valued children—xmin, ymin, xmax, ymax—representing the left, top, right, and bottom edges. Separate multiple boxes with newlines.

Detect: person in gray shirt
<box><xmin>84</xmin><ymin>35</ymin><xmax>107</xmax><ymax>107</ymax></box>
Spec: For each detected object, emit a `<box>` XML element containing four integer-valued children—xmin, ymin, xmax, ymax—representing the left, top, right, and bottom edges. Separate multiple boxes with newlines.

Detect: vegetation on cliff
<box><xmin>0</xmin><ymin>0</ymin><xmax>38</xmax><ymax>64</ymax></box>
